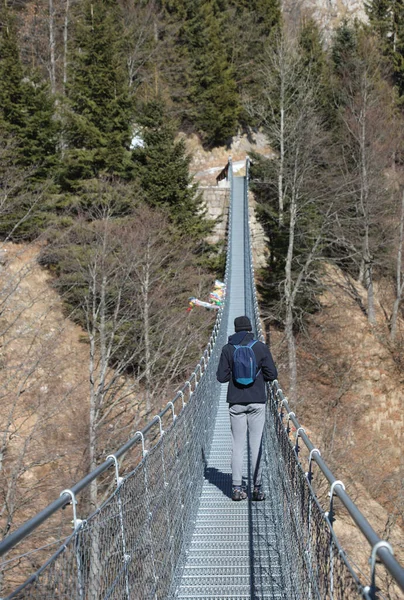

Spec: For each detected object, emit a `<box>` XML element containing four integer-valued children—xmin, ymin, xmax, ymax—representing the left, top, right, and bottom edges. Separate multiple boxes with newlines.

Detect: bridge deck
<box><xmin>175</xmin><ymin>178</ymin><xmax>289</xmax><ymax>599</ymax></box>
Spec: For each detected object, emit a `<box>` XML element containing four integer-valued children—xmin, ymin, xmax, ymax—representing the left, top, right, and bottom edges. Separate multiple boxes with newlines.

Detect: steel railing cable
<box><xmin>243</xmin><ymin>158</ymin><xmax>404</xmax><ymax>599</ymax></box>
<box><xmin>0</xmin><ymin>187</ymin><xmax>233</xmax><ymax>598</ymax></box>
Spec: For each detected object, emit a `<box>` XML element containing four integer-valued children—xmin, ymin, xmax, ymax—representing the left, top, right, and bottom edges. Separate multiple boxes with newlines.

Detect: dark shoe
<box><xmin>252</xmin><ymin>487</ymin><xmax>265</xmax><ymax>501</ymax></box>
<box><xmin>232</xmin><ymin>487</ymin><xmax>247</xmax><ymax>501</ymax></box>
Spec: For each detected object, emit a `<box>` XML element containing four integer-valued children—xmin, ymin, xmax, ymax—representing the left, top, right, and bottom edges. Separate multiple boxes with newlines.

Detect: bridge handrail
<box><xmin>244</xmin><ymin>157</ymin><xmax>404</xmax><ymax>594</ymax></box>
<box><xmin>0</xmin><ymin>176</ymin><xmax>233</xmax><ymax>559</ymax></box>
<box><xmin>0</xmin><ymin>375</ymin><xmax>196</xmax><ymax>556</ymax></box>
<box><xmin>273</xmin><ymin>380</ymin><xmax>404</xmax><ymax>593</ymax></box>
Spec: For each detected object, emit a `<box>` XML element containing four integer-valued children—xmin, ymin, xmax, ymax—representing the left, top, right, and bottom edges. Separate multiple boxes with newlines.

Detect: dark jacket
<box><xmin>216</xmin><ymin>331</ymin><xmax>277</xmax><ymax>405</ymax></box>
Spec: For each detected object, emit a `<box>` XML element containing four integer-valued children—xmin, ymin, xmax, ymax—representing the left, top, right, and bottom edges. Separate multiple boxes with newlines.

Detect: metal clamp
<box><xmin>184</xmin><ymin>380</ymin><xmax>192</xmax><ymax>397</ymax></box>
<box><xmin>152</xmin><ymin>415</ymin><xmax>164</xmax><ymax>438</ymax></box>
<box><xmin>309</xmin><ymin>448</ymin><xmax>321</xmax><ymax>461</ymax></box>
<box><xmin>329</xmin><ymin>480</ymin><xmax>345</xmax><ymax>499</ymax></box>
<box><xmin>166</xmin><ymin>401</ymin><xmax>176</xmax><ymax>422</ymax></box>
<box><xmin>279</xmin><ymin>398</ymin><xmax>288</xmax><ymax>415</ymax></box>
<box><xmin>60</xmin><ymin>489</ymin><xmax>82</xmax><ymax>531</ymax></box>
<box><xmin>306</xmin><ymin>448</ymin><xmax>321</xmax><ymax>482</ymax></box>
<box><xmin>134</xmin><ymin>431</ymin><xmax>147</xmax><ymax>458</ymax></box>
<box><xmin>370</xmin><ymin>540</ymin><xmax>394</xmax><ymax>575</ymax></box>
<box><xmin>287</xmin><ymin>411</ymin><xmax>295</xmax><ymax>421</ymax></box>
<box><xmin>107</xmin><ymin>454</ymin><xmax>124</xmax><ymax>487</ymax></box>
<box><xmin>176</xmin><ymin>390</ymin><xmax>186</xmax><ymax>408</ymax></box>
<box><xmin>296</xmin><ymin>427</ymin><xmax>305</xmax><ymax>440</ymax></box>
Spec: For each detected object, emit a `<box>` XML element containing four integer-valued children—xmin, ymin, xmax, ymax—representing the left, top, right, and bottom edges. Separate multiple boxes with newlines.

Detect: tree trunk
<box><xmin>63</xmin><ymin>0</ymin><xmax>70</xmax><ymax>93</ymax></box>
<box><xmin>88</xmin><ymin>273</ymin><xmax>101</xmax><ymax>600</ymax></box>
<box><xmin>285</xmin><ymin>302</ymin><xmax>297</xmax><ymax>401</ymax></box>
<box><xmin>49</xmin><ymin>0</ymin><xmax>56</xmax><ymax>94</ymax></box>
<box><xmin>278</xmin><ymin>95</ymin><xmax>285</xmax><ymax>225</ymax></box>
<box><xmin>143</xmin><ymin>242</ymin><xmax>151</xmax><ymax>412</ymax></box>
<box><xmin>359</xmin><ymin>95</ymin><xmax>376</xmax><ymax>325</ymax></box>
<box><xmin>284</xmin><ymin>188</ymin><xmax>297</xmax><ymax>400</ymax></box>
<box><xmin>364</xmin><ymin>256</ymin><xmax>376</xmax><ymax>325</ymax></box>
<box><xmin>391</xmin><ymin>189</ymin><xmax>404</xmax><ymax>340</ymax></box>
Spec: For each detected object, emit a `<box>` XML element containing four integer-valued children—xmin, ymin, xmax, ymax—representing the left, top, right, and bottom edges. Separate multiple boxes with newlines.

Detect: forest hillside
<box><xmin>1</xmin><ymin>0</ymin><xmax>404</xmax><ymax>595</ymax></box>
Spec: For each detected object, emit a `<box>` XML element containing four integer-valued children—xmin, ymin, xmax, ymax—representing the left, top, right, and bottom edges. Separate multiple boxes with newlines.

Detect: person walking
<box><xmin>216</xmin><ymin>316</ymin><xmax>277</xmax><ymax>501</ymax></box>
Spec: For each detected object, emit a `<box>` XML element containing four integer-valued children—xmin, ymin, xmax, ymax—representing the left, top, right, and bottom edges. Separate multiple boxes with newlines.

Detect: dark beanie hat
<box><xmin>234</xmin><ymin>316</ymin><xmax>252</xmax><ymax>332</ymax></box>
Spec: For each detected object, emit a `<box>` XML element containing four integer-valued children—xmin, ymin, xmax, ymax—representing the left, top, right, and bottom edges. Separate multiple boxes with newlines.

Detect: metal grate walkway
<box><xmin>175</xmin><ymin>177</ymin><xmax>287</xmax><ymax>599</ymax></box>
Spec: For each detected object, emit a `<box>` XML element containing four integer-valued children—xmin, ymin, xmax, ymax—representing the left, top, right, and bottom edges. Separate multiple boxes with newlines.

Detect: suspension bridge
<box><xmin>1</xmin><ymin>159</ymin><xmax>404</xmax><ymax>599</ymax></box>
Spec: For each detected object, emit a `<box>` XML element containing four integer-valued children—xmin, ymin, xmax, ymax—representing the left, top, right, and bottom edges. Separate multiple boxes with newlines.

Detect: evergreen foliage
<box><xmin>0</xmin><ymin>6</ymin><xmax>58</xmax><ymax>176</ymax></box>
<box><xmin>229</xmin><ymin>0</ymin><xmax>281</xmax><ymax>38</ymax></box>
<box><xmin>133</xmin><ymin>99</ymin><xmax>211</xmax><ymax>237</ymax></box>
<box><xmin>365</xmin><ymin>0</ymin><xmax>404</xmax><ymax>97</ymax></box>
<box><xmin>60</xmin><ymin>0</ymin><xmax>134</xmax><ymax>189</ymax></box>
<box><xmin>365</xmin><ymin>0</ymin><xmax>392</xmax><ymax>41</ymax></box>
<box><xmin>299</xmin><ymin>18</ymin><xmax>335</xmax><ymax>126</ymax></box>
<box><xmin>331</xmin><ymin>20</ymin><xmax>359</xmax><ymax>73</ymax></box>
<box><xmin>187</xmin><ymin>0</ymin><xmax>240</xmax><ymax>146</ymax></box>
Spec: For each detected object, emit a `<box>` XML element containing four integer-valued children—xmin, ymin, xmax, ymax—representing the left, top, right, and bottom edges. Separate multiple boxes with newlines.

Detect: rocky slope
<box><xmin>283</xmin><ymin>0</ymin><xmax>367</xmax><ymax>41</ymax></box>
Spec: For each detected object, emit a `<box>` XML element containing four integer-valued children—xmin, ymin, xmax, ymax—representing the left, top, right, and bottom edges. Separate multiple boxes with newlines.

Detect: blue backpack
<box><xmin>232</xmin><ymin>340</ymin><xmax>260</xmax><ymax>386</ymax></box>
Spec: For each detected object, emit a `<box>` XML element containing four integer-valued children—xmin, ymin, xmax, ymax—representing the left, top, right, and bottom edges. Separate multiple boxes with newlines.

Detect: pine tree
<box><xmin>0</xmin><ymin>5</ymin><xmax>58</xmax><ymax>176</ymax></box>
<box><xmin>391</xmin><ymin>0</ymin><xmax>404</xmax><ymax>97</ymax></box>
<box><xmin>365</xmin><ymin>0</ymin><xmax>392</xmax><ymax>45</ymax></box>
<box><xmin>0</xmin><ymin>8</ymin><xmax>25</xmax><ymax>138</ymax></box>
<box><xmin>61</xmin><ymin>0</ymin><xmax>134</xmax><ymax>189</ymax></box>
<box><xmin>133</xmin><ymin>99</ymin><xmax>210</xmax><ymax>237</ymax></box>
<box><xmin>229</xmin><ymin>0</ymin><xmax>281</xmax><ymax>38</ymax></box>
<box><xmin>365</xmin><ymin>0</ymin><xmax>404</xmax><ymax>97</ymax></box>
<box><xmin>299</xmin><ymin>18</ymin><xmax>335</xmax><ymax>126</ymax></box>
<box><xmin>331</xmin><ymin>21</ymin><xmax>359</xmax><ymax>76</ymax></box>
<box><xmin>187</xmin><ymin>0</ymin><xmax>240</xmax><ymax>146</ymax></box>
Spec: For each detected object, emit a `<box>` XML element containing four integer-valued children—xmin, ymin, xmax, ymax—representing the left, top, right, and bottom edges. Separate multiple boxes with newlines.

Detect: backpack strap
<box><xmin>247</xmin><ymin>340</ymin><xmax>261</xmax><ymax>376</ymax></box>
<box><xmin>246</xmin><ymin>340</ymin><xmax>258</xmax><ymax>349</ymax></box>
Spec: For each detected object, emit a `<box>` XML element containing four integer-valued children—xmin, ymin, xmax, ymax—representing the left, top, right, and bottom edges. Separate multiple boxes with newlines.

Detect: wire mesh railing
<box><xmin>243</xmin><ymin>158</ymin><xmax>404</xmax><ymax>599</ymax></box>
<box><xmin>0</xmin><ymin>199</ymin><xmax>233</xmax><ymax>599</ymax></box>
<box><xmin>1</xmin><ymin>158</ymin><xmax>404</xmax><ymax>600</ymax></box>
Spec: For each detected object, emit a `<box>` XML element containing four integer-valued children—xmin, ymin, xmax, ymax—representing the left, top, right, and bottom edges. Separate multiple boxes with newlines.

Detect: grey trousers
<box><xmin>229</xmin><ymin>403</ymin><xmax>266</xmax><ymax>488</ymax></box>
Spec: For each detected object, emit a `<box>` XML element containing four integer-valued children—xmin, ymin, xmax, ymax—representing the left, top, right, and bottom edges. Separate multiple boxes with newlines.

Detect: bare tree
<box><xmin>247</xmin><ymin>34</ymin><xmax>333</xmax><ymax>400</ymax></box>
<box><xmin>247</xmin><ymin>36</ymin><xmax>303</xmax><ymax>226</ymax></box>
<box><xmin>63</xmin><ymin>200</ymin><xmax>212</xmax><ymax>598</ymax></box>
<box><xmin>334</xmin><ymin>33</ymin><xmax>396</xmax><ymax>326</ymax></box>
<box><xmin>120</xmin><ymin>0</ymin><xmax>160</xmax><ymax>92</ymax></box>
<box><xmin>68</xmin><ymin>201</ymin><xmax>212</xmax><ymax>510</ymax></box>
